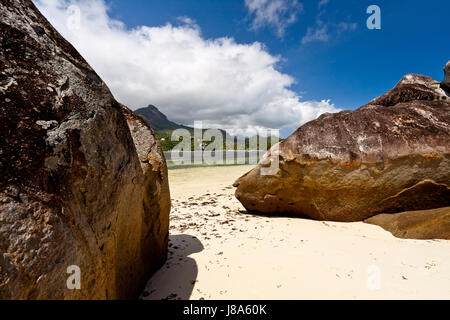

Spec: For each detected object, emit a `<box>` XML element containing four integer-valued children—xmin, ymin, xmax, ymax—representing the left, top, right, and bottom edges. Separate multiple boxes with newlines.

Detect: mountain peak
<box><xmin>135</xmin><ymin>105</ymin><xmax>189</xmax><ymax>131</ymax></box>
<box><xmin>146</xmin><ymin>104</ymin><xmax>161</xmax><ymax>112</ymax></box>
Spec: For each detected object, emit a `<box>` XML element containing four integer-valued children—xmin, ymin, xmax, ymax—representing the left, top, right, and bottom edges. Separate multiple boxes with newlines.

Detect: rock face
<box><xmin>365</xmin><ymin>207</ymin><xmax>450</xmax><ymax>240</ymax></box>
<box><xmin>442</xmin><ymin>61</ymin><xmax>450</xmax><ymax>92</ymax></box>
<box><xmin>234</xmin><ymin>72</ymin><xmax>450</xmax><ymax>222</ymax></box>
<box><xmin>0</xmin><ymin>0</ymin><xmax>169</xmax><ymax>299</ymax></box>
<box><xmin>118</xmin><ymin>103</ymin><xmax>170</xmax><ymax>257</ymax></box>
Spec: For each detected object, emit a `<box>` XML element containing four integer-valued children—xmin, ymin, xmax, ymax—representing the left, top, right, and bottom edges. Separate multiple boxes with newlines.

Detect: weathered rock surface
<box><xmin>234</xmin><ymin>72</ymin><xmax>450</xmax><ymax>222</ymax></box>
<box><xmin>0</xmin><ymin>0</ymin><xmax>169</xmax><ymax>299</ymax></box>
<box><xmin>442</xmin><ymin>61</ymin><xmax>450</xmax><ymax>92</ymax></box>
<box><xmin>365</xmin><ymin>207</ymin><xmax>450</xmax><ymax>240</ymax></box>
<box><xmin>118</xmin><ymin>103</ymin><xmax>170</xmax><ymax>263</ymax></box>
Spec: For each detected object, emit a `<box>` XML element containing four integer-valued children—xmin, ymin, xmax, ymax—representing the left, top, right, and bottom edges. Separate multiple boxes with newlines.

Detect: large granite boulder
<box><xmin>365</xmin><ymin>207</ymin><xmax>450</xmax><ymax>240</ymax></box>
<box><xmin>442</xmin><ymin>61</ymin><xmax>450</xmax><ymax>92</ymax></box>
<box><xmin>234</xmin><ymin>72</ymin><xmax>450</xmax><ymax>222</ymax></box>
<box><xmin>0</xmin><ymin>0</ymin><xmax>169</xmax><ymax>299</ymax></box>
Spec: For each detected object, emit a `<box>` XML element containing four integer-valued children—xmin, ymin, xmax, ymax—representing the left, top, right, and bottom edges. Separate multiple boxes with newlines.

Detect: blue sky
<box><xmin>108</xmin><ymin>0</ymin><xmax>449</xmax><ymax>110</ymax></box>
<box><xmin>35</xmin><ymin>0</ymin><xmax>450</xmax><ymax>137</ymax></box>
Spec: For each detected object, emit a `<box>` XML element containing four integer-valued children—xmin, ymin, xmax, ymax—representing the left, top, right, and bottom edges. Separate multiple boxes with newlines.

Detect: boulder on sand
<box><xmin>234</xmin><ymin>70</ymin><xmax>450</xmax><ymax>222</ymax></box>
<box><xmin>365</xmin><ymin>207</ymin><xmax>450</xmax><ymax>240</ymax></box>
<box><xmin>0</xmin><ymin>0</ymin><xmax>169</xmax><ymax>299</ymax></box>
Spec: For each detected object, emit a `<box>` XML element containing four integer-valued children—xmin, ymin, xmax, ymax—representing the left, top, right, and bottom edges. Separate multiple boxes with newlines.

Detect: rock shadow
<box><xmin>241</xmin><ymin>209</ymin><xmax>315</xmax><ymax>220</ymax></box>
<box><xmin>141</xmin><ymin>234</ymin><xmax>204</xmax><ymax>300</ymax></box>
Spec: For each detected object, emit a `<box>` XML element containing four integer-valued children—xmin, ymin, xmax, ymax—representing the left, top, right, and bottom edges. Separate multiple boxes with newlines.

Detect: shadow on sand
<box><xmin>242</xmin><ymin>208</ymin><xmax>315</xmax><ymax>220</ymax></box>
<box><xmin>141</xmin><ymin>234</ymin><xmax>204</xmax><ymax>300</ymax></box>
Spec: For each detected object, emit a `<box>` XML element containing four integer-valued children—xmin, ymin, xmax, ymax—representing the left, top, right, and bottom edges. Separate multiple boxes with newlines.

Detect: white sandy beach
<box><xmin>141</xmin><ymin>165</ymin><xmax>450</xmax><ymax>300</ymax></box>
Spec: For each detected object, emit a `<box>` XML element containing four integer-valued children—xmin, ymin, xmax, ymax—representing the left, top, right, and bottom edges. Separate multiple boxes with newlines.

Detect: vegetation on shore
<box><xmin>134</xmin><ymin>106</ymin><xmax>282</xmax><ymax>151</ymax></box>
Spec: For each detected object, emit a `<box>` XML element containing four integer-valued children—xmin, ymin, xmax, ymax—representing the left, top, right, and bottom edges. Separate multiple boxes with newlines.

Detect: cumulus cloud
<box><xmin>34</xmin><ymin>0</ymin><xmax>339</xmax><ymax>135</ymax></box>
<box><xmin>245</xmin><ymin>0</ymin><xmax>303</xmax><ymax>37</ymax></box>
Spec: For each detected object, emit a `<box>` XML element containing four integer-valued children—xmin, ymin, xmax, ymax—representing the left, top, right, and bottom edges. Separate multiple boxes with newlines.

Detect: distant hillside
<box><xmin>135</xmin><ymin>105</ymin><xmax>192</xmax><ymax>131</ymax></box>
<box><xmin>134</xmin><ymin>105</ymin><xmax>281</xmax><ymax>151</ymax></box>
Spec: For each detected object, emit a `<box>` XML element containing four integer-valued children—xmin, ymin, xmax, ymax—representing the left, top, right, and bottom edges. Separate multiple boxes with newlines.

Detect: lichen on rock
<box><xmin>234</xmin><ymin>66</ymin><xmax>450</xmax><ymax>222</ymax></box>
<box><xmin>0</xmin><ymin>0</ymin><xmax>169</xmax><ymax>299</ymax></box>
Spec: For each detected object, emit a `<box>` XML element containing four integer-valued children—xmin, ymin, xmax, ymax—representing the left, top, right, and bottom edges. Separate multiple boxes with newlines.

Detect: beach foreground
<box><xmin>141</xmin><ymin>165</ymin><xmax>450</xmax><ymax>300</ymax></box>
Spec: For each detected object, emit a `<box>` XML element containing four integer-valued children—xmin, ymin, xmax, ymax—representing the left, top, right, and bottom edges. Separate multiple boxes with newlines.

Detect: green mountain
<box><xmin>135</xmin><ymin>105</ymin><xmax>192</xmax><ymax>131</ymax></box>
<box><xmin>134</xmin><ymin>105</ymin><xmax>281</xmax><ymax>151</ymax></box>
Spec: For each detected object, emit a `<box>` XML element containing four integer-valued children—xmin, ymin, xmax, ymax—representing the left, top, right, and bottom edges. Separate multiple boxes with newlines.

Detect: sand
<box><xmin>141</xmin><ymin>165</ymin><xmax>450</xmax><ymax>300</ymax></box>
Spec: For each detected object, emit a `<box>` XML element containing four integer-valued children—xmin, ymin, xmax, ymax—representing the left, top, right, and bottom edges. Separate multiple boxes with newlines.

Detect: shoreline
<box><xmin>142</xmin><ymin>165</ymin><xmax>450</xmax><ymax>300</ymax></box>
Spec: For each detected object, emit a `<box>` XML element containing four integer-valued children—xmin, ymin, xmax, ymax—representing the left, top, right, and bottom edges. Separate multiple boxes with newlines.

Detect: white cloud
<box><xmin>301</xmin><ymin>20</ymin><xmax>357</xmax><ymax>45</ymax></box>
<box><xmin>318</xmin><ymin>0</ymin><xmax>329</xmax><ymax>8</ymax></box>
<box><xmin>33</xmin><ymin>0</ymin><xmax>339</xmax><ymax>135</ymax></box>
<box><xmin>302</xmin><ymin>1</ymin><xmax>357</xmax><ymax>46</ymax></box>
<box><xmin>337</xmin><ymin>22</ymin><xmax>357</xmax><ymax>33</ymax></box>
<box><xmin>245</xmin><ymin>0</ymin><xmax>303</xmax><ymax>37</ymax></box>
<box><xmin>301</xmin><ymin>23</ymin><xmax>329</xmax><ymax>44</ymax></box>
